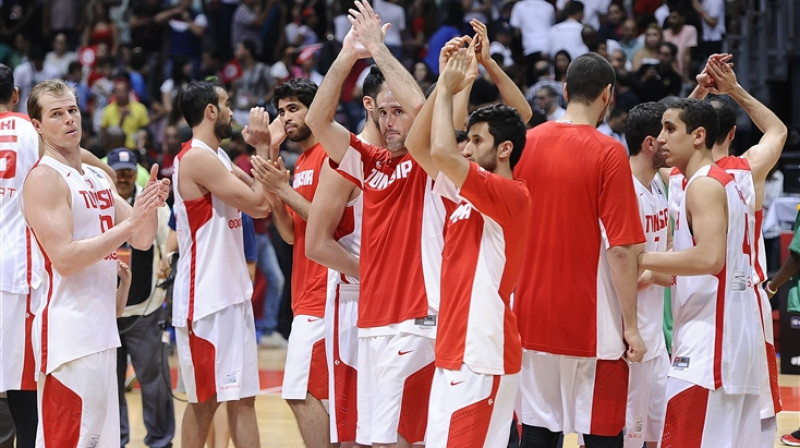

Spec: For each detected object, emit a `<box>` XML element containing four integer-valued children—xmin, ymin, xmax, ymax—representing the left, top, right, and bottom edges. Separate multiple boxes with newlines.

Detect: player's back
<box><xmin>670</xmin><ymin>165</ymin><xmax>762</xmax><ymax>394</ymax></box>
<box><xmin>0</xmin><ymin>112</ymin><xmax>42</xmax><ymax>295</ymax></box>
<box><xmin>171</xmin><ymin>139</ymin><xmax>252</xmax><ymax>327</ymax></box>
<box><xmin>512</xmin><ymin>121</ymin><xmax>643</xmax><ymax>359</ymax></box>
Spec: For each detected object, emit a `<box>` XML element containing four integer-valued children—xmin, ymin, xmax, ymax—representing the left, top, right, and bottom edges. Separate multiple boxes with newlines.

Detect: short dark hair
<box><xmin>626</xmin><ymin>101</ymin><xmax>666</xmax><ymax>156</ymax></box>
<box><xmin>707</xmin><ymin>95</ymin><xmax>738</xmax><ymax>145</ymax></box>
<box><xmin>0</xmin><ymin>64</ymin><xmax>13</xmax><ymax>104</ymax></box>
<box><xmin>363</xmin><ymin>65</ymin><xmax>385</xmax><ymax>99</ymax></box>
<box><xmin>565</xmin><ymin>53</ymin><xmax>615</xmax><ymax>105</ymax></box>
<box><xmin>467</xmin><ymin>104</ymin><xmax>527</xmax><ymax>169</ymax></box>
<box><xmin>273</xmin><ymin>78</ymin><xmax>318</xmax><ymax>108</ymax></box>
<box><xmin>179</xmin><ymin>80</ymin><xmax>223</xmax><ymax>128</ymax></box>
<box><xmin>660</xmin><ymin>41</ymin><xmax>678</xmax><ymax>57</ymax></box>
<box><xmin>565</xmin><ymin>0</ymin><xmax>585</xmax><ymax>17</ymax></box>
<box><xmin>666</xmin><ymin>98</ymin><xmax>719</xmax><ymax>149</ymax></box>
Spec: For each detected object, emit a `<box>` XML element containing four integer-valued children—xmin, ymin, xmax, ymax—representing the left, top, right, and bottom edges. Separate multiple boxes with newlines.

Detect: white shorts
<box><xmin>660</xmin><ymin>378</ymin><xmax>760</xmax><ymax>448</ymax></box>
<box><xmin>518</xmin><ymin>351</ymin><xmax>628</xmax><ymax>436</ymax></box>
<box><xmin>281</xmin><ymin>314</ymin><xmax>328</xmax><ymax>401</ymax></box>
<box><xmin>325</xmin><ymin>281</ymin><xmax>359</xmax><ymax>442</ymax></box>
<box><xmin>625</xmin><ymin>351</ymin><xmax>669</xmax><ymax>445</ymax></box>
<box><xmin>36</xmin><ymin>349</ymin><xmax>118</xmax><ymax>447</ymax></box>
<box><xmin>175</xmin><ymin>301</ymin><xmax>260</xmax><ymax>403</ymax></box>
<box><xmin>0</xmin><ymin>290</ymin><xmax>37</xmax><ymax>392</ymax></box>
<box><xmin>426</xmin><ymin>365</ymin><xmax>519</xmax><ymax>448</ymax></box>
<box><xmin>356</xmin><ymin>332</ymin><xmax>435</xmax><ymax>446</ymax></box>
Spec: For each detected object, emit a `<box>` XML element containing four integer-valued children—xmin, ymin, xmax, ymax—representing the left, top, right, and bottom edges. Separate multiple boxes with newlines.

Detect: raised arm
<box><xmin>305</xmin><ymin>27</ymin><xmax>369</xmax><ymax>164</ymax></box>
<box><xmin>705</xmin><ymin>57</ymin><xmax>788</xmax><ymax>186</ymax></box>
<box><xmin>350</xmin><ymin>0</ymin><xmax>425</xmax><ymax>117</ymax></box>
<box><xmin>430</xmin><ymin>49</ymin><xmax>473</xmax><ymax>187</ymax></box>
<box><xmin>471</xmin><ymin>19</ymin><xmax>532</xmax><ymax>123</ymax></box>
<box><xmin>305</xmin><ymin>163</ymin><xmax>360</xmax><ymax>278</ymax></box>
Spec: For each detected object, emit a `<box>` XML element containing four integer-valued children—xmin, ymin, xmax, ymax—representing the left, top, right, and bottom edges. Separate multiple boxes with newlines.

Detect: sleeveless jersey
<box><xmin>0</xmin><ymin>112</ymin><xmax>42</xmax><ymax>294</ymax></box>
<box><xmin>332</xmin><ymin>133</ymin><xmax>447</xmax><ymax>332</ymax></box>
<box><xmin>172</xmin><ymin>138</ymin><xmax>252</xmax><ymax>326</ymax></box>
<box><xmin>669</xmin><ymin>165</ymin><xmax>762</xmax><ymax>394</ymax></box>
<box><xmin>29</xmin><ymin>157</ymin><xmax>119</xmax><ymax>374</ymax></box>
<box><xmin>433</xmin><ymin>164</ymin><xmax>531</xmax><ymax>375</ymax></box>
<box><xmin>289</xmin><ymin>143</ymin><xmax>330</xmax><ymax>317</ymax></box>
<box><xmin>332</xmin><ymin>191</ymin><xmax>363</xmax><ymax>286</ymax></box>
<box><xmin>633</xmin><ymin>174</ymin><xmax>669</xmax><ymax>362</ymax></box>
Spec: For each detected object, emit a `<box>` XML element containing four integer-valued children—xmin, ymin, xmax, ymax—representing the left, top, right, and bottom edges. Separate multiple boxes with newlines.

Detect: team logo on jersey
<box><xmin>644</xmin><ymin>208</ymin><xmax>669</xmax><ymax>233</ymax></box>
<box><xmin>0</xmin><ymin>150</ymin><xmax>16</xmax><ymax>179</ymax></box>
<box><xmin>293</xmin><ymin>169</ymin><xmax>315</xmax><ymax>188</ymax></box>
<box><xmin>449</xmin><ymin>202</ymin><xmax>473</xmax><ymax>223</ymax></box>
<box><xmin>672</xmin><ymin>356</ymin><xmax>690</xmax><ymax>370</ymax></box>
<box><xmin>731</xmin><ymin>270</ymin><xmax>751</xmax><ymax>292</ymax></box>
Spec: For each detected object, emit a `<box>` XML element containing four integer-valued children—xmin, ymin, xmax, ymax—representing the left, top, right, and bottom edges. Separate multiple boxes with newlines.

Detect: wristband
<box><xmin>765</xmin><ymin>281</ymin><xmax>777</xmax><ymax>295</ymax></box>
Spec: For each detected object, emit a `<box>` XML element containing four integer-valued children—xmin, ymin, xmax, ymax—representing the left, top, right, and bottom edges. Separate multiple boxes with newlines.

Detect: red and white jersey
<box><xmin>289</xmin><ymin>144</ymin><xmax>329</xmax><ymax>317</ymax></box>
<box><xmin>332</xmin><ymin>191</ymin><xmax>363</xmax><ymax>286</ymax></box>
<box><xmin>28</xmin><ymin>157</ymin><xmax>119</xmax><ymax>374</ymax></box>
<box><xmin>0</xmin><ymin>112</ymin><xmax>42</xmax><ymax>294</ymax></box>
<box><xmin>332</xmin><ymin>133</ymin><xmax>447</xmax><ymax>331</ymax></box>
<box><xmin>633</xmin><ymin>175</ymin><xmax>669</xmax><ymax>362</ymax></box>
<box><xmin>512</xmin><ymin>122</ymin><xmax>645</xmax><ymax>359</ymax></box>
<box><xmin>432</xmin><ymin>164</ymin><xmax>531</xmax><ymax>375</ymax></box>
<box><xmin>172</xmin><ymin>138</ymin><xmax>252</xmax><ymax>326</ymax></box>
<box><xmin>670</xmin><ymin>165</ymin><xmax>762</xmax><ymax>394</ymax></box>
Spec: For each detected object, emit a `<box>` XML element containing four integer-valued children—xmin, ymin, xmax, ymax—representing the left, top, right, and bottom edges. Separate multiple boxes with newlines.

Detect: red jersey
<box><xmin>332</xmin><ymin>133</ymin><xmax>447</xmax><ymax>330</ymax></box>
<box><xmin>434</xmin><ymin>164</ymin><xmax>531</xmax><ymax>375</ymax></box>
<box><xmin>512</xmin><ymin>122</ymin><xmax>644</xmax><ymax>359</ymax></box>
<box><xmin>290</xmin><ymin>143</ymin><xmax>329</xmax><ymax>317</ymax></box>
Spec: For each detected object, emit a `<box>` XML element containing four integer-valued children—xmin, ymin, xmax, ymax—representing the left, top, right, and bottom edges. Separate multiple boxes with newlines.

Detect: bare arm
<box><xmin>23</xmin><ymin>166</ymin><xmax>166</xmax><ymax>278</ymax></box>
<box><xmin>430</xmin><ymin>51</ymin><xmax>473</xmax><ymax>187</ymax></box>
<box><xmin>471</xmin><ymin>19</ymin><xmax>532</xmax><ymax>123</ymax></box>
<box><xmin>607</xmin><ymin>243</ymin><xmax>646</xmax><ymax>362</ymax></box>
<box><xmin>251</xmin><ymin>156</ymin><xmax>310</xmax><ymax>221</ymax></box>
<box><xmin>81</xmin><ymin>148</ymin><xmax>116</xmax><ymax>184</ymax></box>
<box><xmin>351</xmin><ymin>0</ymin><xmax>425</xmax><ymax>116</ymax></box>
<box><xmin>305</xmin><ymin>29</ymin><xmax>368</xmax><ymax>164</ymax></box>
<box><xmin>767</xmin><ymin>248</ymin><xmax>800</xmax><ymax>295</ymax></box>
<box><xmin>116</xmin><ymin>261</ymin><xmax>132</xmax><ymax>317</ymax></box>
<box><xmin>266</xmin><ymin>192</ymin><xmax>295</xmax><ymax>244</ymax></box>
<box><xmin>305</xmin><ymin>164</ymin><xmax>360</xmax><ymax>277</ymax></box>
<box><xmin>640</xmin><ymin>177</ymin><xmax>728</xmax><ymax>275</ymax></box>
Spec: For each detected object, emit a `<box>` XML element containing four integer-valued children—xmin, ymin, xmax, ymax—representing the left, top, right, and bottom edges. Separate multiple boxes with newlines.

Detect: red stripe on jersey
<box><xmin>715</xmin><ymin>155</ymin><xmax>751</xmax><ymax>171</ymax></box>
<box><xmin>660</xmin><ymin>385</ymin><xmax>708</xmax><ymax>448</ymax></box>
<box><xmin>0</xmin><ymin>111</ymin><xmax>32</xmax><ymax>122</ymax></box>
<box><xmin>398</xmin><ymin>362</ymin><xmax>435</xmax><ymax>444</ymax></box>
<box><xmin>754</xmin><ymin>210</ymin><xmax>765</xmax><ymax>282</ymax></box>
<box><xmin>589</xmin><ymin>359</ymin><xmax>628</xmax><ymax>436</ymax></box>
<box><xmin>188</xmin><ymin>329</ymin><xmax>217</xmax><ymax>403</ymax></box>
<box><xmin>42</xmin><ymin>374</ymin><xmax>82</xmax><ymax>447</ymax></box>
<box><xmin>39</xmin><ymin>247</ymin><xmax>53</xmax><ymax>374</ymax></box>
<box><xmin>765</xmin><ymin>342</ymin><xmax>782</xmax><ymax>414</ymax></box>
<box><xmin>332</xmin><ymin>286</ymin><xmax>357</xmax><ymax>440</ymax></box>
<box><xmin>308</xmin><ymin>338</ymin><xmax>329</xmax><ymax>400</ymax></box>
<box><xmin>713</xmin><ymin>265</ymin><xmax>726</xmax><ymax>389</ymax></box>
<box><xmin>184</xmin><ymin>193</ymin><xmax>212</xmax><ymax>322</ymax></box>
<box><xmin>21</xmin><ymin>228</ymin><xmax>35</xmax><ymax>388</ymax></box>
<box><xmin>0</xmin><ymin>135</ymin><xmax>17</xmax><ymax>143</ymax></box>
<box><xmin>706</xmin><ymin>165</ymin><xmax>734</xmax><ymax>187</ymax></box>
<box><xmin>446</xmin><ymin>375</ymin><xmax>501</xmax><ymax>446</ymax></box>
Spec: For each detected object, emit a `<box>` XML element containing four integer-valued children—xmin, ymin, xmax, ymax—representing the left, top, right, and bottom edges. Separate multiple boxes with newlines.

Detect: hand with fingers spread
<box><xmin>342</xmin><ymin>25</ymin><xmax>372</xmax><ymax>60</ymax></box>
<box><xmin>439</xmin><ymin>48</ymin><xmax>472</xmax><ymax>95</ymax></box>
<box><xmin>242</xmin><ymin>106</ymin><xmax>271</xmax><ymax>149</ymax></box>
<box><xmin>251</xmin><ymin>154</ymin><xmax>291</xmax><ymax>194</ymax></box>
<box><xmin>470</xmin><ymin>19</ymin><xmax>492</xmax><ymax>65</ymax></box>
<box><xmin>347</xmin><ymin>0</ymin><xmax>391</xmax><ymax>55</ymax></box>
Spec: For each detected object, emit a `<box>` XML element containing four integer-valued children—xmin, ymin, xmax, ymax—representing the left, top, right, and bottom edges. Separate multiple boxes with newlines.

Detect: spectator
<box><xmin>44</xmin><ymin>32</ymin><xmax>78</xmax><ymax>77</ymax></box>
<box><xmin>100</xmin><ymin>76</ymin><xmax>150</xmax><ymax>150</ymax></box>
<box><xmin>12</xmin><ymin>45</ymin><xmax>61</xmax><ymax>114</ymax></box>
<box><xmin>634</xmin><ymin>41</ymin><xmax>682</xmax><ymax>102</ymax></box>
<box><xmin>423</xmin><ymin>1</ymin><xmax>464</xmax><ymax>75</ymax></box>
<box><xmin>291</xmin><ymin>46</ymin><xmax>323</xmax><ymax>86</ymax></box>
<box><xmin>618</xmin><ymin>18</ymin><xmax>643</xmax><ymax>63</ymax></box>
<box><xmin>692</xmin><ymin>0</ymin><xmax>726</xmax><ymax>64</ymax></box>
<box><xmin>631</xmin><ymin>22</ymin><xmax>662</xmax><ymax>73</ymax></box>
<box><xmin>556</xmin><ymin>0</ymin><xmax>610</xmax><ymax>31</ymax></box>
<box><xmin>597</xmin><ymin>106</ymin><xmax>629</xmax><ymax>152</ymax></box>
<box><xmin>156</xmin><ymin>0</ymin><xmax>208</xmax><ymax>79</ymax></box>
<box><xmin>231</xmin><ymin>0</ymin><xmax>276</xmax><ymax>57</ymax></box>
<box><xmin>81</xmin><ymin>1</ymin><xmax>119</xmax><ymax>56</ymax></box>
<box><xmin>598</xmin><ymin>2</ymin><xmax>625</xmax><ymax>41</ymax></box>
<box><xmin>372</xmin><ymin>0</ymin><xmax>405</xmax><ymax>60</ymax></box>
<box><xmin>509</xmin><ymin>0</ymin><xmax>555</xmax><ymax>85</ymax></box>
<box><xmin>489</xmin><ymin>21</ymin><xmax>515</xmax><ymax>68</ymax></box>
<box><xmin>130</xmin><ymin>0</ymin><xmax>165</xmax><ymax>57</ymax></box>
<box><xmin>533</xmin><ymin>85</ymin><xmax>565</xmax><ymax>121</ymax></box>
<box><xmin>663</xmin><ymin>5</ymin><xmax>698</xmax><ymax>83</ymax></box>
<box><xmin>413</xmin><ymin>61</ymin><xmax>435</xmax><ymax>95</ymax></box>
<box><xmin>43</xmin><ymin>0</ymin><xmax>85</xmax><ymax>50</ymax></box>
<box><xmin>231</xmin><ymin>39</ymin><xmax>275</xmax><ymax>127</ymax></box>
<box><xmin>525</xmin><ymin>59</ymin><xmax>566</xmax><ymax>110</ymax></box>
<box><xmin>553</xmin><ymin>49</ymin><xmax>571</xmax><ymax>83</ymax></box>
<box><xmin>548</xmin><ymin>0</ymin><xmax>589</xmax><ymax>61</ymax></box>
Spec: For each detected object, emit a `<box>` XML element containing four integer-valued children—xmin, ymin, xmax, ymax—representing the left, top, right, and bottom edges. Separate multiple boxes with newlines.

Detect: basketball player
<box><xmin>305</xmin><ymin>2</ymin><xmax>443</xmax><ymax>445</ymax></box>
<box><xmin>0</xmin><ymin>63</ymin><xmax>44</xmax><ymax>448</ymax></box>
<box><xmin>250</xmin><ymin>78</ymin><xmax>336</xmax><ymax>448</ymax></box>
<box><xmin>624</xmin><ymin>102</ymin><xmax>671</xmax><ymax>448</ymax></box>
<box><xmin>512</xmin><ymin>53</ymin><xmax>646</xmax><ymax>448</ymax></box>
<box><xmin>639</xmin><ymin>98</ymin><xmax>763</xmax><ymax>447</ymax></box>
<box><xmin>21</xmin><ymin>79</ymin><xmax>169</xmax><ymax>447</ymax></box>
<box><xmin>171</xmin><ymin>80</ymin><xmax>271</xmax><ymax>448</ymax></box>
<box><xmin>691</xmin><ymin>54</ymin><xmax>787</xmax><ymax>447</ymax></box>
<box><xmin>421</xmin><ymin>48</ymin><xmax>531</xmax><ymax>447</ymax></box>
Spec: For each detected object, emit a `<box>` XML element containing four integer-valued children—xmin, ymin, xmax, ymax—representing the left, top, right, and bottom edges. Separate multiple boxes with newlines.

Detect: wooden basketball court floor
<box><xmin>124</xmin><ymin>344</ymin><xmax>800</xmax><ymax>447</ymax></box>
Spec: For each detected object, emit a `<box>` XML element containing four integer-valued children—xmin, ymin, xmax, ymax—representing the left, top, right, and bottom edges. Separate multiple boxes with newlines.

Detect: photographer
<box><xmin>634</xmin><ymin>42</ymin><xmax>683</xmax><ymax>102</ymax></box>
<box><xmin>108</xmin><ymin>148</ymin><xmax>175</xmax><ymax>448</ymax></box>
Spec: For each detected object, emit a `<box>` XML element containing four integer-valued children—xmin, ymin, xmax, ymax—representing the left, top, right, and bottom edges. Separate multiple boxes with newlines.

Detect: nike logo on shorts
<box><xmin>450</xmin><ymin>380</ymin><xmax>464</xmax><ymax>386</ymax></box>
<box><xmin>398</xmin><ymin>350</ymin><xmax>414</xmax><ymax>356</ymax></box>
<box><xmin>307</xmin><ymin>317</ymin><xmax>321</xmax><ymax>322</ymax></box>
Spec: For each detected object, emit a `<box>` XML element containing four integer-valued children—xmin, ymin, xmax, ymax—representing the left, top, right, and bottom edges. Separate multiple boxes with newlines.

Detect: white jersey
<box><xmin>669</xmin><ymin>165</ymin><xmax>762</xmax><ymax>394</ymax></box>
<box><xmin>172</xmin><ymin>138</ymin><xmax>253</xmax><ymax>326</ymax></box>
<box><xmin>331</xmin><ymin>192</ymin><xmax>363</xmax><ymax>286</ymax></box>
<box><xmin>633</xmin><ymin>174</ymin><xmax>669</xmax><ymax>362</ymax></box>
<box><xmin>0</xmin><ymin>112</ymin><xmax>43</xmax><ymax>294</ymax></box>
<box><xmin>28</xmin><ymin>157</ymin><xmax>120</xmax><ymax>374</ymax></box>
